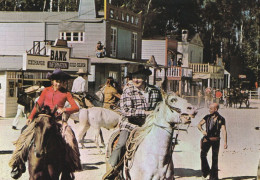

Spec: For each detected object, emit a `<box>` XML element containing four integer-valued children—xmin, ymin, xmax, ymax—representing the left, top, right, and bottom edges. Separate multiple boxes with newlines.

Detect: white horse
<box><xmin>65</xmin><ymin>100</ymin><xmax>121</xmax><ymax>154</ymax></box>
<box><xmin>106</xmin><ymin>92</ymin><xmax>197</xmax><ymax>180</ymax></box>
<box><xmin>77</xmin><ymin>107</ymin><xmax>121</xmax><ymax>153</ymax></box>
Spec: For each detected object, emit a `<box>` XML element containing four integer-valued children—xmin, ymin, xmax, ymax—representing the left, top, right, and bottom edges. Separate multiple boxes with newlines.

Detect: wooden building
<box><xmin>0</xmin><ymin>0</ymin><xmax>144</xmax><ymax>117</ymax></box>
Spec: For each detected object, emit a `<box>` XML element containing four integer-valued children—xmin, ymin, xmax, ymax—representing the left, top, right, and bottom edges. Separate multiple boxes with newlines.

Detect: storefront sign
<box><xmin>239</xmin><ymin>74</ymin><xmax>246</xmax><ymax>79</ymax></box>
<box><xmin>23</xmin><ymin>46</ymin><xmax>90</xmax><ymax>72</ymax></box>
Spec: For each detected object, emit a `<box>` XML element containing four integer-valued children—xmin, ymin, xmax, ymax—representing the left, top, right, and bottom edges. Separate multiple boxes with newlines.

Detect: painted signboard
<box><xmin>23</xmin><ymin>46</ymin><xmax>90</xmax><ymax>72</ymax></box>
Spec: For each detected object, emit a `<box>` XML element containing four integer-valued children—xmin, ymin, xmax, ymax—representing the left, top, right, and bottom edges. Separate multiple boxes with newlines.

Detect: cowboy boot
<box><xmin>11</xmin><ymin>163</ymin><xmax>26</xmax><ymax>179</ymax></box>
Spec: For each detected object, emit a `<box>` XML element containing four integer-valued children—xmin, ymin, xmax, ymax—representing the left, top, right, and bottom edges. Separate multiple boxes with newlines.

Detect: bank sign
<box><xmin>23</xmin><ymin>46</ymin><xmax>90</xmax><ymax>72</ymax></box>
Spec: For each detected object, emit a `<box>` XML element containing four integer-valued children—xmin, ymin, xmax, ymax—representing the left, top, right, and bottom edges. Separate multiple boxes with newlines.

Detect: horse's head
<box><xmin>33</xmin><ymin>103</ymin><xmax>57</xmax><ymax>158</ymax></box>
<box><xmin>162</xmin><ymin>92</ymin><xmax>197</xmax><ymax>125</ymax></box>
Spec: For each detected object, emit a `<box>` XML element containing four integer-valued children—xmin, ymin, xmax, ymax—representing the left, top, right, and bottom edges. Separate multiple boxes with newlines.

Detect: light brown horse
<box><xmin>28</xmin><ymin>104</ymin><xmax>68</xmax><ymax>180</ymax></box>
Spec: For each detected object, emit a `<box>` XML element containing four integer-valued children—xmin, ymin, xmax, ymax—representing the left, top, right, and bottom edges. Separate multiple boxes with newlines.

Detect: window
<box><xmin>131</xmin><ymin>32</ymin><xmax>137</xmax><ymax>59</ymax></box>
<box><xmin>135</xmin><ymin>17</ymin><xmax>139</xmax><ymax>25</ymax></box>
<box><xmin>110</xmin><ymin>9</ymin><xmax>114</xmax><ymax>18</ymax></box>
<box><xmin>60</xmin><ymin>32</ymin><xmax>84</xmax><ymax>42</ymax></box>
<box><xmin>126</xmin><ymin>14</ymin><xmax>129</xmax><ymax>22</ymax></box>
<box><xmin>109</xmin><ymin>71</ymin><xmax>118</xmax><ymax>81</ymax></box>
<box><xmin>121</xmin><ymin>13</ymin><xmax>125</xmax><ymax>21</ymax></box>
<box><xmin>110</xmin><ymin>27</ymin><xmax>117</xmax><ymax>57</ymax></box>
<box><xmin>131</xmin><ymin>16</ymin><xmax>134</xmax><ymax>24</ymax></box>
<box><xmin>9</xmin><ymin>80</ymin><xmax>15</xmax><ymax>97</ymax></box>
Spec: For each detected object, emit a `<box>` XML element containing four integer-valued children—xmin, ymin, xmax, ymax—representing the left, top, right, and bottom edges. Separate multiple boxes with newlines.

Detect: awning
<box><xmin>91</xmin><ymin>57</ymin><xmax>147</xmax><ymax>65</ymax></box>
<box><xmin>90</xmin><ymin>57</ymin><xmax>166</xmax><ymax>70</ymax></box>
<box><xmin>193</xmin><ymin>73</ymin><xmax>210</xmax><ymax>79</ymax></box>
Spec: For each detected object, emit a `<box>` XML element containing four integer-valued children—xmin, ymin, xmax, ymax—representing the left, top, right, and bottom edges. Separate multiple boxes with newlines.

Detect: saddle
<box><xmin>72</xmin><ymin>93</ymin><xmax>94</xmax><ymax>109</ymax></box>
<box><xmin>103</xmin><ymin>128</ymin><xmax>142</xmax><ymax>180</ymax></box>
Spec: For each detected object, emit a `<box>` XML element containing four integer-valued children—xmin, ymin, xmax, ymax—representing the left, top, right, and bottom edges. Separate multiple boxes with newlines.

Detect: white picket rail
<box><xmin>249</xmin><ymin>90</ymin><xmax>259</xmax><ymax>99</ymax></box>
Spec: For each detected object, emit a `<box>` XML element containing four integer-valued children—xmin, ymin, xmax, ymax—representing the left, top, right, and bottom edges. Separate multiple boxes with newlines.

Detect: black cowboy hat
<box><xmin>131</xmin><ymin>65</ymin><xmax>152</xmax><ymax>78</ymax></box>
<box><xmin>46</xmin><ymin>69</ymin><xmax>73</xmax><ymax>80</ymax></box>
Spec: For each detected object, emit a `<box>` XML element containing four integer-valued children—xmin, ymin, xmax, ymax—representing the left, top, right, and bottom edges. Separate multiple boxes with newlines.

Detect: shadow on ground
<box><xmin>221</xmin><ymin>176</ymin><xmax>256</xmax><ymax>180</ymax></box>
<box><xmin>174</xmin><ymin>168</ymin><xmax>201</xmax><ymax>178</ymax></box>
<box><xmin>82</xmin><ymin>161</ymin><xmax>105</xmax><ymax>170</ymax></box>
<box><xmin>0</xmin><ymin>150</ymin><xmax>13</xmax><ymax>154</ymax></box>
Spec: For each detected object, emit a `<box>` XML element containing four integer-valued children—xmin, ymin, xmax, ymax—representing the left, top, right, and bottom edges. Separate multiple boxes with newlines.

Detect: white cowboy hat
<box><xmin>24</xmin><ymin>85</ymin><xmax>40</xmax><ymax>94</ymax></box>
<box><xmin>36</xmin><ymin>86</ymin><xmax>45</xmax><ymax>92</ymax></box>
<box><xmin>76</xmin><ymin>68</ymin><xmax>91</xmax><ymax>75</ymax></box>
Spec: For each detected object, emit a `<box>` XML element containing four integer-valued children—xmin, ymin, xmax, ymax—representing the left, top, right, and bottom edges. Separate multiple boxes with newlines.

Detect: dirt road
<box><xmin>0</xmin><ymin>100</ymin><xmax>259</xmax><ymax>180</ymax></box>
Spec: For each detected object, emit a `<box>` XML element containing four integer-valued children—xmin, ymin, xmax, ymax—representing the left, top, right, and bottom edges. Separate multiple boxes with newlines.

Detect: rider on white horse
<box><xmin>104</xmin><ymin>65</ymin><xmax>162</xmax><ymax>179</ymax></box>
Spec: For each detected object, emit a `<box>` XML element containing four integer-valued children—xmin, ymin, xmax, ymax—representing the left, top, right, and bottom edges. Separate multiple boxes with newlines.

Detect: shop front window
<box><xmin>9</xmin><ymin>80</ymin><xmax>15</xmax><ymax>97</ymax></box>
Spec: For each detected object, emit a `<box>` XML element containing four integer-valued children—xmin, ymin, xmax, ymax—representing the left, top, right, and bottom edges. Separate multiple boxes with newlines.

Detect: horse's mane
<box><xmin>35</xmin><ymin>105</ymin><xmax>52</xmax><ymax>117</ymax></box>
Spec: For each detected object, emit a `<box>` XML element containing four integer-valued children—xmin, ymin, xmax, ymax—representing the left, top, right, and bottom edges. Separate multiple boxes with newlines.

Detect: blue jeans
<box><xmin>108</xmin><ymin>130</ymin><xmax>129</xmax><ymax>167</ymax></box>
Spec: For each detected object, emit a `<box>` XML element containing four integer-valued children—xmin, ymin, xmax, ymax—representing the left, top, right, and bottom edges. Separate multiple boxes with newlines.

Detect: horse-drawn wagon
<box><xmin>226</xmin><ymin>88</ymin><xmax>250</xmax><ymax>108</ymax></box>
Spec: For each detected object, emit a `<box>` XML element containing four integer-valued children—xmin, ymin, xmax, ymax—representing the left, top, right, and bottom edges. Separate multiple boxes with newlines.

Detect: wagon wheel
<box><xmin>245</xmin><ymin>99</ymin><xmax>250</xmax><ymax>108</ymax></box>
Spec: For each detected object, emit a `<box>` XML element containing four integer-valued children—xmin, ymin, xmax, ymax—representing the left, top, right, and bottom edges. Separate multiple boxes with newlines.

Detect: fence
<box><xmin>249</xmin><ymin>90</ymin><xmax>259</xmax><ymax>99</ymax></box>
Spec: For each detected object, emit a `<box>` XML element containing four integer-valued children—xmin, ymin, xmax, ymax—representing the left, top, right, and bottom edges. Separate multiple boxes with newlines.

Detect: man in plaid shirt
<box><xmin>106</xmin><ymin>65</ymin><xmax>162</xmax><ymax>176</ymax></box>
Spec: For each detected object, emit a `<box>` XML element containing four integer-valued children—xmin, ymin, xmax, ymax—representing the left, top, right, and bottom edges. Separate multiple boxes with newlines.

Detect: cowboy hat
<box><xmin>24</xmin><ymin>85</ymin><xmax>40</xmax><ymax>94</ymax></box>
<box><xmin>46</xmin><ymin>69</ymin><xmax>72</xmax><ymax>80</ymax></box>
<box><xmin>76</xmin><ymin>68</ymin><xmax>91</xmax><ymax>75</ymax></box>
<box><xmin>36</xmin><ymin>86</ymin><xmax>45</xmax><ymax>92</ymax></box>
<box><xmin>131</xmin><ymin>65</ymin><xmax>152</xmax><ymax>78</ymax></box>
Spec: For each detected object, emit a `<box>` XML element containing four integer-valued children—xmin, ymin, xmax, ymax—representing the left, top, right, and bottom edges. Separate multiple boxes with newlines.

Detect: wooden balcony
<box><xmin>189</xmin><ymin>63</ymin><xmax>223</xmax><ymax>73</ymax></box>
<box><xmin>157</xmin><ymin>66</ymin><xmax>192</xmax><ymax>80</ymax></box>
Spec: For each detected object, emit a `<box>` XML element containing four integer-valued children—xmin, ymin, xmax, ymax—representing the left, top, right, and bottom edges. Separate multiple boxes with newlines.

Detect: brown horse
<box><xmin>28</xmin><ymin>104</ymin><xmax>68</xmax><ymax>180</ymax></box>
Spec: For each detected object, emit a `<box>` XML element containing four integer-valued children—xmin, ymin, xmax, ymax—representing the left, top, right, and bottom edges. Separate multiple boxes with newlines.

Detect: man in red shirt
<box><xmin>215</xmin><ymin>89</ymin><xmax>222</xmax><ymax>104</ymax></box>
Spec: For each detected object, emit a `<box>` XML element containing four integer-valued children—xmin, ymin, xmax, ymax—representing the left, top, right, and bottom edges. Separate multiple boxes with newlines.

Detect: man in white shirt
<box><xmin>72</xmin><ymin>68</ymin><xmax>90</xmax><ymax>93</ymax></box>
<box><xmin>71</xmin><ymin>68</ymin><xmax>90</xmax><ymax>108</ymax></box>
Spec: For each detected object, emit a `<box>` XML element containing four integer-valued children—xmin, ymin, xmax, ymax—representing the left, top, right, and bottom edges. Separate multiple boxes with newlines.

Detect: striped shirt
<box><xmin>119</xmin><ymin>82</ymin><xmax>162</xmax><ymax>131</ymax></box>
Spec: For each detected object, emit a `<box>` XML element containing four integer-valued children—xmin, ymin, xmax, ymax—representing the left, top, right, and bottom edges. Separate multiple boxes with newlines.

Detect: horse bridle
<box><xmin>154</xmin><ymin>94</ymin><xmax>183</xmax><ymax>179</ymax></box>
<box><xmin>165</xmin><ymin>94</ymin><xmax>181</xmax><ymax>113</ymax></box>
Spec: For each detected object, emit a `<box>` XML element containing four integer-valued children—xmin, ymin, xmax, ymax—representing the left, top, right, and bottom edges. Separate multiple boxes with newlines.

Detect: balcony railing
<box><xmin>189</xmin><ymin>63</ymin><xmax>223</xmax><ymax>73</ymax></box>
<box><xmin>26</xmin><ymin>40</ymin><xmax>55</xmax><ymax>55</ymax></box>
<box><xmin>157</xmin><ymin>66</ymin><xmax>193</xmax><ymax>78</ymax></box>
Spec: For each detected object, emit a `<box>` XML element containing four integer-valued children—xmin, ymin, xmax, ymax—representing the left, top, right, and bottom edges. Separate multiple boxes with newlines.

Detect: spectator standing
<box><xmin>12</xmin><ymin>89</ymin><xmax>28</xmax><ymax>130</ymax></box>
<box><xmin>12</xmin><ymin>86</ymin><xmax>38</xmax><ymax>130</ymax></box>
<box><xmin>198</xmin><ymin>90</ymin><xmax>203</xmax><ymax>108</ymax></box>
<box><xmin>177</xmin><ymin>58</ymin><xmax>183</xmax><ymax>67</ymax></box>
<box><xmin>215</xmin><ymin>89</ymin><xmax>222</xmax><ymax>104</ymax></box>
<box><xmin>205</xmin><ymin>87</ymin><xmax>213</xmax><ymax>108</ymax></box>
<box><xmin>197</xmin><ymin>103</ymin><xmax>227</xmax><ymax>180</ymax></box>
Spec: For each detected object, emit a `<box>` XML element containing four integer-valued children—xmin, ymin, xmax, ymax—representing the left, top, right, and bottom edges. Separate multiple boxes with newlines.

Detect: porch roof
<box><xmin>90</xmin><ymin>57</ymin><xmax>147</xmax><ymax>65</ymax></box>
